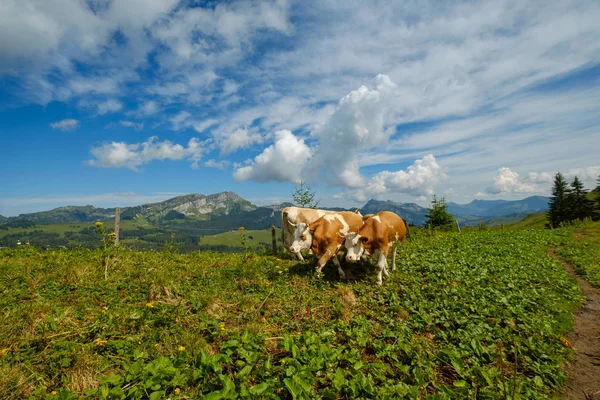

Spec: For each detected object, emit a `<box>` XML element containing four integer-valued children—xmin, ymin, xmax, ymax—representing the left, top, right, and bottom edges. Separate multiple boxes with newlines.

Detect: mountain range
<box><xmin>1</xmin><ymin>192</ymin><xmax>550</xmax><ymax>230</ymax></box>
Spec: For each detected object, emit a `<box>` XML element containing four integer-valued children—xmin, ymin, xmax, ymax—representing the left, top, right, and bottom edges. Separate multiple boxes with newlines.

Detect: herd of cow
<box><xmin>281</xmin><ymin>206</ymin><xmax>407</xmax><ymax>285</ymax></box>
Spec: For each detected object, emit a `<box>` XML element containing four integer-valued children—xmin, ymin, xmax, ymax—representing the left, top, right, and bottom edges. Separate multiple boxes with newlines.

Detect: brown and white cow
<box><xmin>290</xmin><ymin>211</ymin><xmax>363</xmax><ymax>278</ymax></box>
<box><xmin>281</xmin><ymin>207</ymin><xmax>335</xmax><ymax>260</ymax></box>
<box><xmin>344</xmin><ymin>211</ymin><xmax>407</xmax><ymax>285</ymax></box>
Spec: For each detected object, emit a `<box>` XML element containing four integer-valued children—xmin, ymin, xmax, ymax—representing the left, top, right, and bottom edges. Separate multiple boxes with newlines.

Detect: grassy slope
<box><xmin>502</xmin><ymin>212</ymin><xmax>547</xmax><ymax>230</ymax></box>
<box><xmin>557</xmin><ymin>222</ymin><xmax>600</xmax><ymax>287</ymax></box>
<box><xmin>0</xmin><ymin>229</ymin><xmax>582</xmax><ymax>399</ymax></box>
<box><xmin>199</xmin><ymin>229</ymin><xmax>279</xmax><ymax>247</ymax></box>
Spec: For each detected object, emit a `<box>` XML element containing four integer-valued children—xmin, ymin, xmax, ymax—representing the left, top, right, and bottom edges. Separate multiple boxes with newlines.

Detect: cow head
<box><xmin>345</xmin><ymin>232</ymin><xmax>373</xmax><ymax>262</ymax></box>
<box><xmin>289</xmin><ymin>223</ymin><xmax>312</xmax><ymax>254</ymax></box>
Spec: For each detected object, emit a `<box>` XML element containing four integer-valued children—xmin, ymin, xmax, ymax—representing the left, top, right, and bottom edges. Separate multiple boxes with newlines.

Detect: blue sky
<box><xmin>1</xmin><ymin>0</ymin><xmax>599</xmax><ymax>216</ymax></box>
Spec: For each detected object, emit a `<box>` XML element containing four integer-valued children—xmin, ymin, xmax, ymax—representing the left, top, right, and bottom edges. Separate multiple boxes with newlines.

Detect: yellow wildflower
<box><xmin>277</xmin><ymin>270</ymin><xmax>282</xmax><ymax>275</ymax></box>
<box><xmin>101</xmin><ymin>306</ymin><xmax>108</xmax><ymax>313</ymax></box>
<box><xmin>95</xmin><ymin>222</ymin><xmax>103</xmax><ymax>228</ymax></box>
<box><xmin>328</xmin><ymin>363</ymin><xmax>332</xmax><ymax>368</ymax></box>
<box><xmin>0</xmin><ymin>348</ymin><xmax>10</xmax><ymax>356</ymax></box>
<box><xmin>154</xmin><ymin>343</ymin><xmax>160</xmax><ymax>348</ymax></box>
<box><xmin>146</xmin><ymin>302</ymin><xmax>154</xmax><ymax>308</ymax></box>
<box><xmin>51</xmin><ymin>391</ymin><xmax>57</xmax><ymax>396</ymax></box>
<box><xmin>174</xmin><ymin>388</ymin><xmax>181</xmax><ymax>395</ymax></box>
<box><xmin>95</xmin><ymin>338</ymin><xmax>107</xmax><ymax>347</ymax></box>
<box><xmin>281</xmin><ymin>359</ymin><xmax>286</xmax><ymax>364</ymax></box>
<box><xmin>178</xmin><ymin>345</ymin><xmax>185</xmax><ymax>352</ymax></box>
<box><xmin>219</xmin><ymin>322</ymin><xmax>226</xmax><ymax>331</ymax></box>
<box><xmin>108</xmin><ymin>232</ymin><xmax>117</xmax><ymax>237</ymax></box>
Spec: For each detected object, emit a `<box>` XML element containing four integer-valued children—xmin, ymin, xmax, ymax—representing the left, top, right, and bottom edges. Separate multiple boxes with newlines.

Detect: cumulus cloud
<box><xmin>307</xmin><ymin>74</ymin><xmax>398</xmax><ymax>187</ymax></box>
<box><xmin>88</xmin><ymin>136</ymin><xmax>208</xmax><ymax>170</ymax></box>
<box><xmin>233</xmin><ymin>130</ymin><xmax>311</xmax><ymax>182</ymax></box>
<box><xmin>566</xmin><ymin>166</ymin><xmax>600</xmax><ymax>181</ymax></box>
<box><xmin>50</xmin><ymin>119</ymin><xmax>78</xmax><ymax>131</ymax></box>
<box><xmin>348</xmin><ymin>154</ymin><xmax>446</xmax><ymax>201</ymax></box>
<box><xmin>525</xmin><ymin>172</ymin><xmax>553</xmax><ymax>184</ymax></box>
<box><xmin>96</xmin><ymin>99</ymin><xmax>123</xmax><ymax>115</ymax></box>
<box><xmin>119</xmin><ymin>120</ymin><xmax>144</xmax><ymax>130</ymax></box>
<box><xmin>485</xmin><ymin>168</ymin><xmax>538</xmax><ymax>195</ymax></box>
<box><xmin>204</xmin><ymin>159</ymin><xmax>230</xmax><ymax>169</ymax></box>
<box><xmin>220</xmin><ymin>127</ymin><xmax>264</xmax><ymax>154</ymax></box>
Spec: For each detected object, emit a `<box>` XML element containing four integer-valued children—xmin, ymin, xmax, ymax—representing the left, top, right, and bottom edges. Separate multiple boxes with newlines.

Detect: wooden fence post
<box><xmin>406</xmin><ymin>224</ymin><xmax>412</xmax><ymax>242</ymax></box>
<box><xmin>114</xmin><ymin>208</ymin><xmax>120</xmax><ymax>245</ymax></box>
<box><xmin>271</xmin><ymin>225</ymin><xmax>277</xmax><ymax>255</ymax></box>
<box><xmin>455</xmin><ymin>219</ymin><xmax>461</xmax><ymax>233</ymax></box>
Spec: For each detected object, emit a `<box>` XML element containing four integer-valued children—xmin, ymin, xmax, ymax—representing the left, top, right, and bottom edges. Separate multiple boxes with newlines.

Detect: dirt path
<box><xmin>548</xmin><ymin>249</ymin><xmax>600</xmax><ymax>399</ymax></box>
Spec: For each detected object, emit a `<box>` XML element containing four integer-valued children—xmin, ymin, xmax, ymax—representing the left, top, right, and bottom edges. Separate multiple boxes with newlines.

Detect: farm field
<box><xmin>0</xmin><ymin>227</ymin><xmax>588</xmax><ymax>399</ymax></box>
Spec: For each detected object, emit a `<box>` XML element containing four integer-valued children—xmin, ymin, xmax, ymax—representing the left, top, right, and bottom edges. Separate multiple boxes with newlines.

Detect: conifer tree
<box><xmin>425</xmin><ymin>195</ymin><xmax>454</xmax><ymax>230</ymax></box>
<box><xmin>567</xmin><ymin>176</ymin><xmax>595</xmax><ymax>222</ymax></box>
<box><xmin>292</xmin><ymin>180</ymin><xmax>320</xmax><ymax>208</ymax></box>
<box><xmin>594</xmin><ymin>175</ymin><xmax>600</xmax><ymax>220</ymax></box>
<box><xmin>547</xmin><ymin>172</ymin><xmax>570</xmax><ymax>228</ymax></box>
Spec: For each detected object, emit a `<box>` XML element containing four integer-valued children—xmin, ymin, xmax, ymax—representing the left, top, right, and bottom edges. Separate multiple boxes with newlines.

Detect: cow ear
<box><xmin>360</xmin><ymin>236</ymin><xmax>369</xmax><ymax>243</ymax></box>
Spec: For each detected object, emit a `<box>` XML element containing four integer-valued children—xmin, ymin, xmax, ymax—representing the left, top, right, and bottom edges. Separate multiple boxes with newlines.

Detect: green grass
<box><xmin>502</xmin><ymin>213</ymin><xmax>547</xmax><ymax>230</ymax></box>
<box><xmin>199</xmin><ymin>229</ymin><xmax>278</xmax><ymax>247</ymax></box>
<box><xmin>557</xmin><ymin>221</ymin><xmax>600</xmax><ymax>287</ymax></box>
<box><xmin>0</xmin><ymin>228</ymin><xmax>584</xmax><ymax>399</ymax></box>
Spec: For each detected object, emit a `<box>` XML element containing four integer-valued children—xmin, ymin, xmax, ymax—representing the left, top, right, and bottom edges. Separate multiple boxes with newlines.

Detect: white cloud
<box><xmin>525</xmin><ymin>172</ymin><xmax>553</xmax><ymax>184</ymax></box>
<box><xmin>96</xmin><ymin>99</ymin><xmax>123</xmax><ymax>115</ymax></box>
<box><xmin>220</xmin><ymin>127</ymin><xmax>264</xmax><ymax>154</ymax></box>
<box><xmin>346</xmin><ymin>154</ymin><xmax>446</xmax><ymax>202</ymax></box>
<box><xmin>50</xmin><ymin>118</ymin><xmax>78</xmax><ymax>131</ymax></box>
<box><xmin>566</xmin><ymin>166</ymin><xmax>600</xmax><ymax>182</ymax></box>
<box><xmin>485</xmin><ymin>168</ymin><xmax>538</xmax><ymax>195</ymax></box>
<box><xmin>307</xmin><ymin>74</ymin><xmax>398</xmax><ymax>187</ymax></box>
<box><xmin>234</xmin><ymin>130</ymin><xmax>311</xmax><ymax>182</ymax></box>
<box><xmin>119</xmin><ymin>120</ymin><xmax>144</xmax><ymax>130</ymax></box>
<box><xmin>88</xmin><ymin>136</ymin><xmax>208</xmax><ymax>170</ymax></box>
<box><xmin>204</xmin><ymin>159</ymin><xmax>230</xmax><ymax>169</ymax></box>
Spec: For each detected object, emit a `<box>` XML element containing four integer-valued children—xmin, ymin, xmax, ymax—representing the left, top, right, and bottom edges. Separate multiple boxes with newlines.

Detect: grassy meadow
<box><xmin>1</xmin><ymin>224</ymin><xmax>594</xmax><ymax>399</ymax></box>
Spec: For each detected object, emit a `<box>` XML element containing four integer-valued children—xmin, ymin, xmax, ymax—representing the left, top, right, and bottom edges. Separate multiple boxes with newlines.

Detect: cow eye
<box><xmin>300</xmin><ymin>235</ymin><xmax>306</xmax><ymax>240</ymax></box>
<box><xmin>361</xmin><ymin>236</ymin><xmax>369</xmax><ymax>243</ymax></box>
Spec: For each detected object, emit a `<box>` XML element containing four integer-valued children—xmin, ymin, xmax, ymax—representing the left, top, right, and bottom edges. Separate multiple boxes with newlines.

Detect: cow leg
<box><xmin>295</xmin><ymin>252</ymin><xmax>305</xmax><ymax>261</ymax></box>
<box><xmin>390</xmin><ymin>242</ymin><xmax>399</xmax><ymax>271</ymax></box>
<box><xmin>375</xmin><ymin>251</ymin><xmax>387</xmax><ymax>285</ymax></box>
<box><xmin>332</xmin><ymin>256</ymin><xmax>346</xmax><ymax>279</ymax></box>
<box><xmin>314</xmin><ymin>248</ymin><xmax>335</xmax><ymax>277</ymax></box>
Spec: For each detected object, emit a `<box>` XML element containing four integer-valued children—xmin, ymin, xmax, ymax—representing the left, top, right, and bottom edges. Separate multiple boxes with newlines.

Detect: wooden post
<box><xmin>114</xmin><ymin>208</ymin><xmax>120</xmax><ymax>245</ymax></box>
<box><xmin>455</xmin><ymin>219</ymin><xmax>461</xmax><ymax>233</ymax></box>
<box><xmin>271</xmin><ymin>225</ymin><xmax>277</xmax><ymax>255</ymax></box>
<box><xmin>406</xmin><ymin>224</ymin><xmax>412</xmax><ymax>242</ymax></box>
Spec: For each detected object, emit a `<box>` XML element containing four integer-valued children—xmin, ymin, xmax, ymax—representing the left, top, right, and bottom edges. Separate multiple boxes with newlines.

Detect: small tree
<box><xmin>292</xmin><ymin>180</ymin><xmax>320</xmax><ymax>208</ymax></box>
<box><xmin>547</xmin><ymin>172</ymin><xmax>570</xmax><ymax>228</ymax></box>
<box><xmin>567</xmin><ymin>176</ymin><xmax>595</xmax><ymax>222</ymax></box>
<box><xmin>424</xmin><ymin>195</ymin><xmax>454</xmax><ymax>230</ymax></box>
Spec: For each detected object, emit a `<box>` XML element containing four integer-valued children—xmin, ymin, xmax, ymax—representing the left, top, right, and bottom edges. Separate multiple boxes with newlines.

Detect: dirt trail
<box><xmin>548</xmin><ymin>249</ymin><xmax>600</xmax><ymax>399</ymax></box>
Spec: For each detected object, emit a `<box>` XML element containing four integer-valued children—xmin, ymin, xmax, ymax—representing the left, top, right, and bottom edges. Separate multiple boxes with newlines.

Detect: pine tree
<box><xmin>292</xmin><ymin>180</ymin><xmax>320</xmax><ymax>208</ymax></box>
<box><xmin>547</xmin><ymin>172</ymin><xmax>570</xmax><ymax>228</ymax></box>
<box><xmin>567</xmin><ymin>176</ymin><xmax>595</xmax><ymax>222</ymax></box>
<box><xmin>424</xmin><ymin>195</ymin><xmax>454</xmax><ymax>230</ymax></box>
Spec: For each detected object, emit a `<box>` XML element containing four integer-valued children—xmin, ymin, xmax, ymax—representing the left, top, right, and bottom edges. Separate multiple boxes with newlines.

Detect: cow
<box><xmin>281</xmin><ymin>207</ymin><xmax>335</xmax><ymax>260</ymax></box>
<box><xmin>289</xmin><ymin>211</ymin><xmax>363</xmax><ymax>278</ymax></box>
<box><xmin>344</xmin><ymin>211</ymin><xmax>407</xmax><ymax>285</ymax></box>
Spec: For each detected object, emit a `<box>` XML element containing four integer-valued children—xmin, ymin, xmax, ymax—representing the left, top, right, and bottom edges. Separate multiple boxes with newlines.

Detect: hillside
<box><xmin>0</xmin><ymin>229</ymin><xmax>585</xmax><ymax>398</ymax></box>
<box><xmin>447</xmin><ymin>196</ymin><xmax>549</xmax><ymax>217</ymax></box>
<box><xmin>360</xmin><ymin>200</ymin><xmax>428</xmax><ymax>226</ymax></box>
<box><xmin>0</xmin><ymin>214</ymin><xmax>6</xmax><ymax>224</ymax></box>
<box><xmin>5</xmin><ymin>192</ymin><xmax>256</xmax><ymax>225</ymax></box>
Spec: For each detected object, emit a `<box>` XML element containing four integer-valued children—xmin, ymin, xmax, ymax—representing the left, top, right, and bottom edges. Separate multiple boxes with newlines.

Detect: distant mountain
<box><xmin>360</xmin><ymin>199</ymin><xmax>429</xmax><ymax>226</ymax></box>
<box><xmin>120</xmin><ymin>192</ymin><xmax>256</xmax><ymax>221</ymax></box>
<box><xmin>0</xmin><ymin>214</ymin><xmax>6</xmax><ymax>224</ymax></box>
<box><xmin>6</xmin><ymin>192</ymin><xmax>257</xmax><ymax>224</ymax></box>
<box><xmin>7</xmin><ymin>205</ymin><xmax>116</xmax><ymax>224</ymax></box>
<box><xmin>447</xmin><ymin>196</ymin><xmax>549</xmax><ymax>217</ymax></box>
